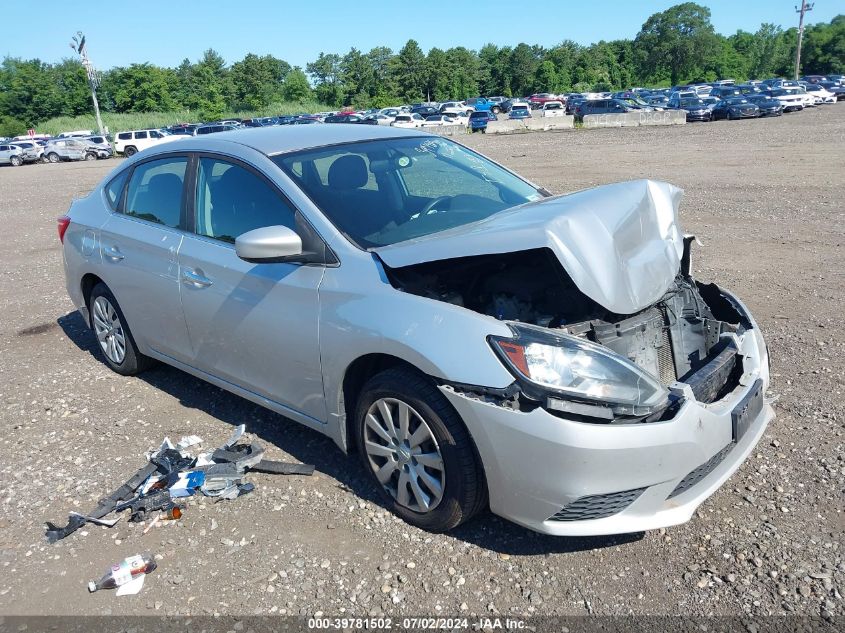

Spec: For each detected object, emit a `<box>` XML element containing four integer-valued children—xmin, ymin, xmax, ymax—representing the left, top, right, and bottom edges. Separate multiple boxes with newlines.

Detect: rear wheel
<box><xmin>9</xmin><ymin>155</ymin><xmax>22</xmax><ymax>167</ymax></box>
<box><xmin>124</xmin><ymin>146</ymin><xmax>137</xmax><ymax>157</ymax></box>
<box><xmin>88</xmin><ymin>283</ymin><xmax>155</xmax><ymax>376</ymax></box>
<box><xmin>47</xmin><ymin>152</ymin><xmax>60</xmax><ymax>163</ymax></box>
<box><xmin>491</xmin><ymin>106</ymin><xmax>500</xmax><ymax>114</ymax></box>
<box><xmin>85</xmin><ymin>152</ymin><xmax>97</xmax><ymax>161</ymax></box>
<box><xmin>355</xmin><ymin>367</ymin><xmax>487</xmax><ymax>532</ymax></box>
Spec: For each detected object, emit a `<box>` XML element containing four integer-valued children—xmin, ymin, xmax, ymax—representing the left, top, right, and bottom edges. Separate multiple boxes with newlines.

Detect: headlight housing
<box><xmin>490</xmin><ymin>324</ymin><xmax>669</xmax><ymax>416</ymax></box>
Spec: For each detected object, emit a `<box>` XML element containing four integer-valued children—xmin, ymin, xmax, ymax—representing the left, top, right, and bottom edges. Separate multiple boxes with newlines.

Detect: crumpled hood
<box><xmin>375</xmin><ymin>179</ymin><xmax>685</xmax><ymax>315</ymax></box>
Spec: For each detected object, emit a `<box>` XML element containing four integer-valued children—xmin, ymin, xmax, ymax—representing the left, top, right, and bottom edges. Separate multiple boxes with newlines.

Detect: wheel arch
<box><xmin>340</xmin><ymin>353</ymin><xmax>420</xmax><ymax>453</ymax></box>
<box><xmin>81</xmin><ymin>273</ymin><xmax>105</xmax><ymax>326</ymax></box>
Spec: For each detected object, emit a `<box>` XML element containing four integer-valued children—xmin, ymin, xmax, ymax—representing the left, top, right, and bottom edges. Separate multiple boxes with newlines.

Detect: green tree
<box><xmin>533</xmin><ymin>60</ymin><xmax>558</xmax><ymax>92</ymax></box>
<box><xmin>106</xmin><ymin>64</ymin><xmax>175</xmax><ymax>112</ymax></box>
<box><xmin>801</xmin><ymin>15</ymin><xmax>845</xmax><ymax>74</ymax></box>
<box><xmin>341</xmin><ymin>48</ymin><xmax>375</xmax><ymax>105</ymax></box>
<box><xmin>230</xmin><ymin>54</ymin><xmax>291</xmax><ymax>110</ymax></box>
<box><xmin>306</xmin><ymin>52</ymin><xmax>343</xmax><ymax>107</ymax></box>
<box><xmin>281</xmin><ymin>67</ymin><xmax>312</xmax><ymax>101</ymax></box>
<box><xmin>509</xmin><ymin>43</ymin><xmax>541</xmax><ymax>96</ymax></box>
<box><xmin>391</xmin><ymin>40</ymin><xmax>428</xmax><ymax>101</ymax></box>
<box><xmin>634</xmin><ymin>2</ymin><xmax>721</xmax><ymax>85</ymax></box>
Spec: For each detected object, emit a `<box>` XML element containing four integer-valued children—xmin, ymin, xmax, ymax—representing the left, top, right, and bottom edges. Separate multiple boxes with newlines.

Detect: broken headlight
<box><xmin>490</xmin><ymin>324</ymin><xmax>669</xmax><ymax>415</ymax></box>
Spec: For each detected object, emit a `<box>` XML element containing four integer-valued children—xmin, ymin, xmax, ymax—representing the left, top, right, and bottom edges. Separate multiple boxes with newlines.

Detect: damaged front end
<box><xmin>378</xmin><ymin>180</ymin><xmax>763</xmax><ymax>423</ymax></box>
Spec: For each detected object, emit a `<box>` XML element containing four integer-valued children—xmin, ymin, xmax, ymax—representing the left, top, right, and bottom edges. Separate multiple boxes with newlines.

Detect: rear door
<box><xmin>177</xmin><ymin>155</ymin><xmax>326</xmax><ymax>422</ymax></box>
<box><xmin>98</xmin><ymin>154</ymin><xmax>193</xmax><ymax>361</ymax></box>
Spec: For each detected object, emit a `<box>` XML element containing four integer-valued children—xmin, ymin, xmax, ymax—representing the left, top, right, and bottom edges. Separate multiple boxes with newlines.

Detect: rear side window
<box><xmin>124</xmin><ymin>157</ymin><xmax>187</xmax><ymax>228</ymax></box>
<box><xmin>134</xmin><ymin>131</ymin><xmax>148</xmax><ymax>139</ymax></box>
<box><xmin>194</xmin><ymin>157</ymin><xmax>295</xmax><ymax>243</ymax></box>
<box><xmin>104</xmin><ymin>170</ymin><xmax>130</xmax><ymax>211</ymax></box>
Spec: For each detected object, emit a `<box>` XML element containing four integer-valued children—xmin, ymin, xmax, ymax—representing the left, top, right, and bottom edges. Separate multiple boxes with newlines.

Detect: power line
<box><xmin>793</xmin><ymin>1</ymin><xmax>814</xmax><ymax>80</ymax></box>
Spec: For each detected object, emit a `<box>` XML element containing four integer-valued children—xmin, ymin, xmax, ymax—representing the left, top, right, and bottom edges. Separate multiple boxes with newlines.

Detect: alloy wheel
<box><xmin>92</xmin><ymin>296</ymin><xmax>126</xmax><ymax>365</ymax></box>
<box><xmin>363</xmin><ymin>397</ymin><xmax>445</xmax><ymax>513</ymax></box>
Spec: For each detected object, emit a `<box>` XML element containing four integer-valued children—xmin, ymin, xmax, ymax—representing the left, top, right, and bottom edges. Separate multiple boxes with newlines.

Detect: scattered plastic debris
<box><xmin>45</xmin><ymin>424</ymin><xmax>314</xmax><ymax>543</ymax></box>
<box><xmin>88</xmin><ymin>552</ymin><xmax>157</xmax><ymax>595</ymax></box>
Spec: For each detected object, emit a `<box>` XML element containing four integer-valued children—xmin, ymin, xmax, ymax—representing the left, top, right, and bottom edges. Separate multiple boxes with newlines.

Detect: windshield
<box><xmin>680</xmin><ymin>99</ymin><xmax>704</xmax><ymax>107</ymax></box>
<box><xmin>273</xmin><ymin>137</ymin><xmax>542</xmax><ymax>249</ymax></box>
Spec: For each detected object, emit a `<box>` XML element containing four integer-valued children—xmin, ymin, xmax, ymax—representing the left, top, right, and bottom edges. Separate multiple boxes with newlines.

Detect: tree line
<box><xmin>1</xmin><ymin>3</ymin><xmax>842</xmax><ymax>133</ymax></box>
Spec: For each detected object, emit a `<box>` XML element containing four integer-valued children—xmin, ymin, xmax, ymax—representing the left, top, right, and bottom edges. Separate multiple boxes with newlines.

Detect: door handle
<box><xmin>103</xmin><ymin>246</ymin><xmax>124</xmax><ymax>261</ymax></box>
<box><xmin>182</xmin><ymin>268</ymin><xmax>213</xmax><ymax>288</ymax></box>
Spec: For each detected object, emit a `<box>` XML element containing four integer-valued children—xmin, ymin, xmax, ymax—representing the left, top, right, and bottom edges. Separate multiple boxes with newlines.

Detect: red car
<box><xmin>527</xmin><ymin>93</ymin><xmax>558</xmax><ymax>109</ymax></box>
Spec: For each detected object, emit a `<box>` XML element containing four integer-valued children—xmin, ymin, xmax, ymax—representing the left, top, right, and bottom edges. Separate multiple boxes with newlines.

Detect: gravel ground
<box><xmin>0</xmin><ymin>106</ymin><xmax>842</xmax><ymax>619</ymax></box>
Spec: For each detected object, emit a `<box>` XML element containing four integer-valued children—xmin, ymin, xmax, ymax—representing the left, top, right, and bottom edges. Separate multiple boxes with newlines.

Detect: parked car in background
<box><xmin>83</xmin><ymin>135</ymin><xmax>115</xmax><ymax>158</ymax></box>
<box><xmin>803</xmin><ymin>84</ymin><xmax>836</xmax><ymax>104</ymax></box>
<box><xmin>710</xmin><ymin>86</ymin><xmax>742</xmax><ymax>99</ymax></box>
<box><xmin>421</xmin><ymin>114</ymin><xmax>459</xmax><ymax>127</ymax></box>
<box><xmin>366</xmin><ymin>114</ymin><xmax>395</xmax><ymax>126</ymax></box>
<box><xmin>574</xmin><ymin>99</ymin><xmax>638</xmax><ymax>120</ymax></box>
<box><xmin>508</xmin><ymin>104</ymin><xmax>532</xmax><ymax>120</ymax></box>
<box><xmin>8</xmin><ymin>140</ymin><xmax>44</xmax><ymax>163</ymax></box>
<box><xmin>59</xmin><ymin>126</ymin><xmax>773</xmax><ymax>537</ymax></box>
<box><xmin>0</xmin><ymin>143</ymin><xmax>25</xmax><ymax>166</ymax></box>
<box><xmin>743</xmin><ymin>95</ymin><xmax>783</xmax><ymax>117</ymax></box>
<box><xmin>114</xmin><ymin>129</ymin><xmax>182</xmax><ymax>156</ymax></box>
<box><xmin>410</xmin><ymin>105</ymin><xmax>440</xmax><ymax>119</ymax></box>
<box><xmin>527</xmin><ymin>93</ymin><xmax>556</xmax><ymax>109</ymax></box>
<box><xmin>391</xmin><ymin>113</ymin><xmax>426</xmax><ymax>129</ymax></box>
<box><xmin>438</xmin><ymin>102</ymin><xmax>464</xmax><ymax>113</ymax></box>
<box><xmin>711</xmin><ymin>97</ymin><xmax>760</xmax><ymax>120</ymax></box>
<box><xmin>464</xmin><ymin>97</ymin><xmax>501</xmax><ymax>114</ymax></box>
<box><xmin>764</xmin><ymin>88</ymin><xmax>805</xmax><ymax>112</ymax></box>
<box><xmin>167</xmin><ymin>124</ymin><xmax>199</xmax><ymax>136</ymax></box>
<box><xmin>439</xmin><ymin>109</ymin><xmax>470</xmax><ymax>125</ymax></box>
<box><xmin>57</xmin><ymin>130</ymin><xmax>94</xmax><ymax>138</ymax></box>
<box><xmin>324</xmin><ymin>114</ymin><xmax>377</xmax><ymax>125</ymax></box>
<box><xmin>645</xmin><ymin>95</ymin><xmax>670</xmax><ymax>108</ymax></box>
<box><xmin>42</xmin><ymin>138</ymin><xmax>98</xmax><ymax>162</ymax></box>
<box><xmin>816</xmin><ymin>81</ymin><xmax>845</xmax><ymax>100</ymax></box>
<box><xmin>670</xmin><ymin>98</ymin><xmax>712</xmax><ymax>122</ymax></box>
<box><xmin>195</xmin><ymin>123</ymin><xmax>240</xmax><ymax>135</ymax></box>
<box><xmin>541</xmin><ymin>101</ymin><xmax>566</xmax><ymax>117</ymax></box>
<box><xmin>468</xmin><ymin>110</ymin><xmax>497</xmax><ymax>132</ymax></box>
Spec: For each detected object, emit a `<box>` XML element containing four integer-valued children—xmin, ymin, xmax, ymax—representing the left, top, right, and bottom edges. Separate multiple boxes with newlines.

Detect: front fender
<box><xmin>318</xmin><ymin>254</ymin><xmax>515</xmax><ymax>427</ymax></box>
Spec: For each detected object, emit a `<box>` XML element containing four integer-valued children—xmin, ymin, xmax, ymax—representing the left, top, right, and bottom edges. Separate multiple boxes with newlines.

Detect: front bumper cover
<box><xmin>445</xmin><ymin>298</ymin><xmax>772</xmax><ymax>536</ymax></box>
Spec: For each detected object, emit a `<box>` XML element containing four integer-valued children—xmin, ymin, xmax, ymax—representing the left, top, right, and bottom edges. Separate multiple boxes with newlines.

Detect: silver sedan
<box><xmin>60</xmin><ymin>125</ymin><xmax>772</xmax><ymax>535</ymax></box>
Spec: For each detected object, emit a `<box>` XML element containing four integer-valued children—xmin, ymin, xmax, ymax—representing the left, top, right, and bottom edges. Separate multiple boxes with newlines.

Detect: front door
<box><xmin>178</xmin><ymin>156</ymin><xmax>326</xmax><ymax>422</ymax></box>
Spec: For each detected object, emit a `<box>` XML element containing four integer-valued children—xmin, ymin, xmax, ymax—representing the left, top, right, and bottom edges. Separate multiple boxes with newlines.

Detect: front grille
<box><xmin>548</xmin><ymin>487</ymin><xmax>646</xmax><ymax>522</ymax></box>
<box><xmin>668</xmin><ymin>443</ymin><xmax>734</xmax><ymax>499</ymax></box>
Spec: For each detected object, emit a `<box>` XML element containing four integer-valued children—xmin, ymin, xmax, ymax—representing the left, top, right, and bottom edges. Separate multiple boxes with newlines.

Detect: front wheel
<box><xmin>48</xmin><ymin>152</ymin><xmax>60</xmax><ymax>163</ymax></box>
<box><xmin>355</xmin><ymin>367</ymin><xmax>487</xmax><ymax>532</ymax></box>
<box><xmin>10</xmin><ymin>155</ymin><xmax>22</xmax><ymax>167</ymax></box>
<box><xmin>491</xmin><ymin>107</ymin><xmax>500</xmax><ymax>114</ymax></box>
<box><xmin>85</xmin><ymin>152</ymin><xmax>97</xmax><ymax>161</ymax></box>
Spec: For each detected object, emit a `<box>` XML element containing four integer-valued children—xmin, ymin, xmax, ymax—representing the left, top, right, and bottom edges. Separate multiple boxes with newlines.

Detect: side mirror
<box><xmin>235</xmin><ymin>225</ymin><xmax>303</xmax><ymax>263</ymax></box>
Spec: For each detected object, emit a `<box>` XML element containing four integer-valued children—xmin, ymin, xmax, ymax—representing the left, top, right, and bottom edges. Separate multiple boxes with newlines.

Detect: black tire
<box><xmin>726</xmin><ymin>111</ymin><xmax>733</xmax><ymax>120</ymax></box>
<box><xmin>124</xmin><ymin>146</ymin><xmax>137</xmax><ymax>157</ymax></box>
<box><xmin>88</xmin><ymin>283</ymin><xmax>155</xmax><ymax>376</ymax></box>
<box><xmin>10</xmin><ymin>155</ymin><xmax>22</xmax><ymax>167</ymax></box>
<box><xmin>48</xmin><ymin>152</ymin><xmax>60</xmax><ymax>163</ymax></box>
<box><xmin>85</xmin><ymin>152</ymin><xmax>97</xmax><ymax>161</ymax></box>
<box><xmin>491</xmin><ymin>106</ymin><xmax>500</xmax><ymax>114</ymax></box>
<box><xmin>355</xmin><ymin>367</ymin><xmax>487</xmax><ymax>532</ymax></box>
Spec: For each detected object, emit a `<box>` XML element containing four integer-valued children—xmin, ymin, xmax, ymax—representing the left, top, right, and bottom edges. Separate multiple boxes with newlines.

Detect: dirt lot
<box><xmin>0</xmin><ymin>107</ymin><xmax>842</xmax><ymax>619</ymax></box>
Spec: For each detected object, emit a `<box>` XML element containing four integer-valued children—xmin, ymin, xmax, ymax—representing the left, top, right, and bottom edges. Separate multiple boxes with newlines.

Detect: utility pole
<box><xmin>793</xmin><ymin>1</ymin><xmax>814</xmax><ymax>80</ymax></box>
<box><xmin>69</xmin><ymin>32</ymin><xmax>105</xmax><ymax>135</ymax></box>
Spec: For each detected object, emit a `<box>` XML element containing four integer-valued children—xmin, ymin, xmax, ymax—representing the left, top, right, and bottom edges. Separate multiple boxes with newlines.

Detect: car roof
<box><xmin>139</xmin><ymin>124</ymin><xmax>428</xmax><ymax>158</ymax></box>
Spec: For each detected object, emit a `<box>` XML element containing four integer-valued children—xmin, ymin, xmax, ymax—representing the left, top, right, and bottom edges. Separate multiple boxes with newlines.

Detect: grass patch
<box><xmin>36</xmin><ymin>100</ymin><xmax>333</xmax><ymax>136</ymax></box>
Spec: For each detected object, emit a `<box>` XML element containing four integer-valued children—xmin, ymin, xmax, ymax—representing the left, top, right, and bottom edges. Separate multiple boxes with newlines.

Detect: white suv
<box><xmin>114</xmin><ymin>129</ymin><xmax>182</xmax><ymax>156</ymax></box>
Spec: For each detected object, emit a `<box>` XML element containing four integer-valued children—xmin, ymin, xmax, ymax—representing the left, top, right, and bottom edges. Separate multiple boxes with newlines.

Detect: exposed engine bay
<box><xmin>384</xmin><ymin>247</ymin><xmax>750</xmax><ymax>409</ymax></box>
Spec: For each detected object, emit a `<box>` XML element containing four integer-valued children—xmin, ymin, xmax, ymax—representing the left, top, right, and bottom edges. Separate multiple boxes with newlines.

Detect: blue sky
<box><xmin>3</xmin><ymin>1</ymin><xmax>839</xmax><ymax>70</ymax></box>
